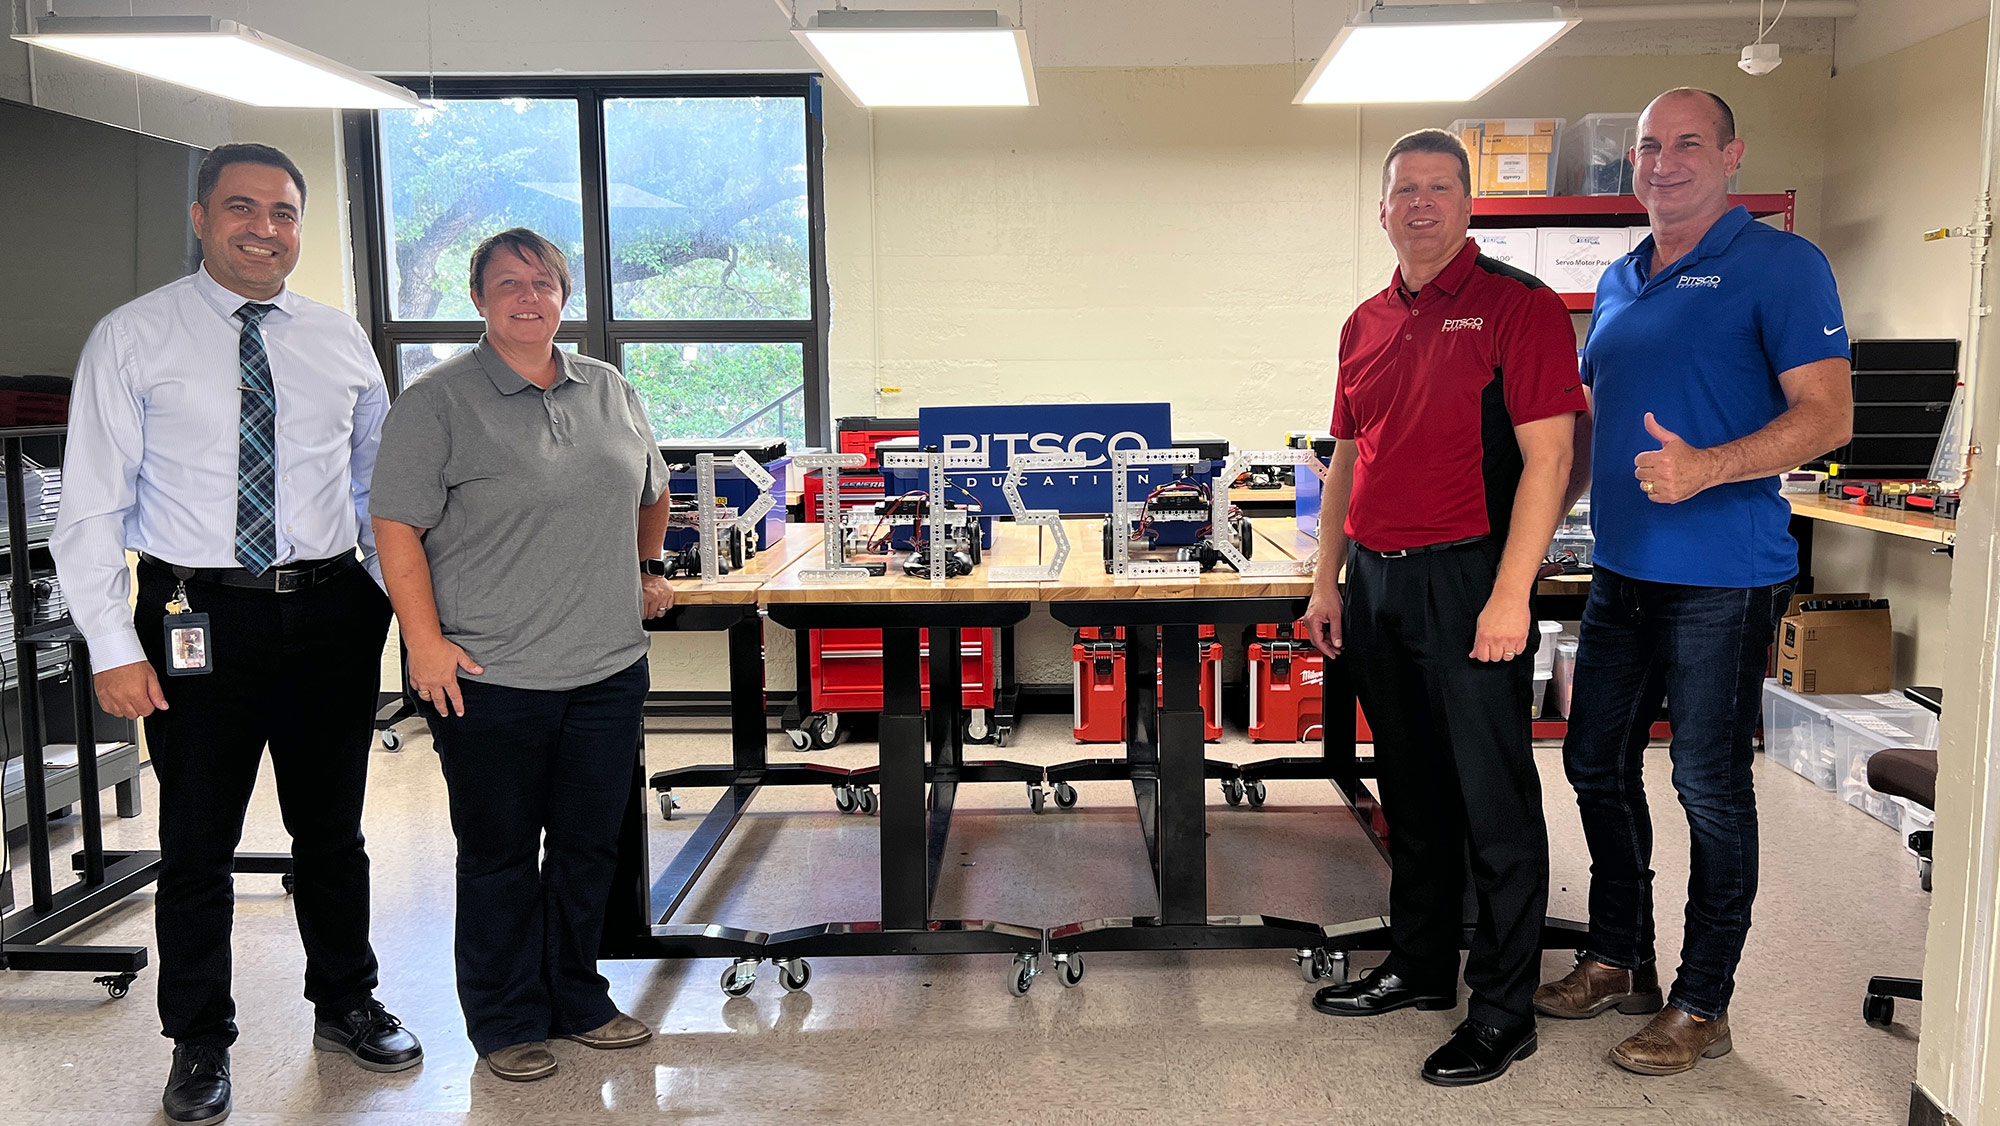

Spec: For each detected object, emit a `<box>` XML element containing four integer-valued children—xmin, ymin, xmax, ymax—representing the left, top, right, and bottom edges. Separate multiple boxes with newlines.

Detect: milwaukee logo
<box><xmin>1301</xmin><ymin>669</ymin><xmax>1324</xmax><ymax>686</ymax></box>
<box><xmin>1441</xmin><ymin>317</ymin><xmax>1485</xmax><ymax>333</ymax></box>
<box><xmin>1678</xmin><ymin>275</ymin><xmax>1722</xmax><ymax>289</ymax></box>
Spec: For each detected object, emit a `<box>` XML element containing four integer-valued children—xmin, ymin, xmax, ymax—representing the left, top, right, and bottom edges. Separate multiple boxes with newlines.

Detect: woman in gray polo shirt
<box><xmin>370</xmin><ymin>228</ymin><xmax>674</xmax><ymax>1083</ymax></box>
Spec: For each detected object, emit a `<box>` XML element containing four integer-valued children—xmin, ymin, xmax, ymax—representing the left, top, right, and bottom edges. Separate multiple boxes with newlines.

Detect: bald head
<box><xmin>1647</xmin><ymin>87</ymin><xmax>1735</xmax><ymax>147</ymax></box>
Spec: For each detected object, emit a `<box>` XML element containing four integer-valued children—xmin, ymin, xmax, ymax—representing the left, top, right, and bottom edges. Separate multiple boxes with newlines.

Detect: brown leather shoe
<box><xmin>1610</xmin><ymin>1006</ymin><xmax>1733</xmax><ymax>1075</ymax></box>
<box><xmin>563</xmin><ymin>1012</ymin><xmax>653</xmax><ymax>1050</ymax></box>
<box><xmin>483</xmin><ymin>1042</ymin><xmax>558</xmax><ymax>1082</ymax></box>
<box><xmin>1533</xmin><ymin>959</ymin><xmax>1665</xmax><ymax>1019</ymax></box>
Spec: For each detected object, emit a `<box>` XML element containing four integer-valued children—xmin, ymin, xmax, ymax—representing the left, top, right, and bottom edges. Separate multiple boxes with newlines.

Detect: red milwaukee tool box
<box><xmin>1071</xmin><ymin>626</ymin><xmax>1222</xmax><ymax>743</ymax></box>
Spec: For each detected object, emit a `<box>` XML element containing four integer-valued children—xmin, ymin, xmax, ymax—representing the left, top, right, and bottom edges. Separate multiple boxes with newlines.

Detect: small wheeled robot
<box><xmin>847</xmin><ymin>491</ymin><xmax>986</xmax><ymax>579</ymax></box>
<box><xmin>661</xmin><ymin>495</ymin><xmax>756</xmax><ymax>577</ymax></box>
<box><xmin>1100</xmin><ymin>474</ymin><xmax>1253</xmax><ymax>573</ymax></box>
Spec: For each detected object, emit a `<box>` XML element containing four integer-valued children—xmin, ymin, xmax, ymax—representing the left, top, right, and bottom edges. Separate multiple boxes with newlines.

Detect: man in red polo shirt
<box><xmin>1303</xmin><ymin>128</ymin><xmax>1585</xmax><ymax>1087</ymax></box>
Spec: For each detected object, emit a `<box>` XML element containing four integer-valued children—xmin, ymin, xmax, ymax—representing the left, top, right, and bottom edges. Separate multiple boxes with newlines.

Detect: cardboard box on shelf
<box><xmin>1471</xmin><ymin>228</ymin><xmax>1538</xmax><ymax>270</ymax></box>
<box><xmin>1775</xmin><ymin>593</ymin><xmax>1893</xmax><ymax>695</ymax></box>
<box><xmin>1537</xmin><ymin>228</ymin><xmax>1631</xmax><ymax>293</ymax></box>
<box><xmin>1450</xmin><ymin>118</ymin><xmax>1562</xmax><ymax>197</ymax></box>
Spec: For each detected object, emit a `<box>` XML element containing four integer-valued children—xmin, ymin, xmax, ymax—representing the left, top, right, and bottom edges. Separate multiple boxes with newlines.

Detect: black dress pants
<box><xmin>136</xmin><ymin>556</ymin><xmax>392</xmax><ymax>1048</ymax></box>
<box><xmin>1343</xmin><ymin>540</ymin><xmax>1549</xmax><ymax>1031</ymax></box>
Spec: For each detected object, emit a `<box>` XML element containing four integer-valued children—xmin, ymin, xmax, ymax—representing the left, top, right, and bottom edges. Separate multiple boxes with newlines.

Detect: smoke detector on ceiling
<box><xmin>1738</xmin><ymin>42</ymin><xmax>1782</xmax><ymax>76</ymax></box>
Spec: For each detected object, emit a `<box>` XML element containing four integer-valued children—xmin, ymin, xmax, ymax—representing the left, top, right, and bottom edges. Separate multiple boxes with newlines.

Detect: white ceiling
<box><xmin>13</xmin><ymin>0</ymin><xmax>1983</xmax><ymax>75</ymax></box>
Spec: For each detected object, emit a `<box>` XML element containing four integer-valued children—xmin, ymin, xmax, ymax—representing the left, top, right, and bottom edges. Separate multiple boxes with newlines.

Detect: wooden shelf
<box><xmin>1788</xmin><ymin>493</ymin><xmax>1956</xmax><ymax>546</ymax></box>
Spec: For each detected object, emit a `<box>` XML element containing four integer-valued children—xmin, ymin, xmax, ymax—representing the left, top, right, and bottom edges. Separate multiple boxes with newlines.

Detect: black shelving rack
<box><xmin>0</xmin><ymin>423</ymin><xmax>152</xmax><ymax>995</ymax></box>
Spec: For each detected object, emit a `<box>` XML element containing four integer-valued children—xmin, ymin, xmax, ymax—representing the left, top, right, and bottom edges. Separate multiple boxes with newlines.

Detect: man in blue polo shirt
<box><xmin>1532</xmin><ymin>88</ymin><xmax>1853</xmax><ymax>1075</ymax></box>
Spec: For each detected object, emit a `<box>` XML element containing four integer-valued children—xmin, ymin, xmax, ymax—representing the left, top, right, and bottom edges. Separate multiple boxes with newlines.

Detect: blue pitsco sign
<box><xmin>915</xmin><ymin>403</ymin><xmax>1176</xmax><ymax>515</ymax></box>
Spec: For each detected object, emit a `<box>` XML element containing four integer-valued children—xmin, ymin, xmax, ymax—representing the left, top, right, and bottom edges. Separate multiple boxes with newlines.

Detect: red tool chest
<box><xmin>1071</xmin><ymin>626</ymin><xmax>1222</xmax><ymax>743</ymax></box>
<box><xmin>803</xmin><ymin>418</ymin><xmax>919</xmax><ymax>522</ymax></box>
<box><xmin>1246</xmin><ymin>620</ymin><xmax>1371</xmax><ymax>743</ymax></box>
<box><xmin>809</xmin><ymin>627</ymin><xmax>997</xmax><ymax>713</ymax></box>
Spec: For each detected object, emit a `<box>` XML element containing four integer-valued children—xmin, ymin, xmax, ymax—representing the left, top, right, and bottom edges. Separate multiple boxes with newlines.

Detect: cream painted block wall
<box><xmin>817</xmin><ymin>53</ymin><xmax>1833</xmax><ymax>686</ymax></box>
<box><xmin>1815</xmin><ymin>20</ymin><xmax>1989</xmax><ymax>689</ymax></box>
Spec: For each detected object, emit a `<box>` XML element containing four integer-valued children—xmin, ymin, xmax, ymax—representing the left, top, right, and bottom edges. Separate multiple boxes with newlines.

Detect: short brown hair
<box><xmin>1382</xmin><ymin>128</ymin><xmax>1472</xmax><ymax>196</ymax></box>
<box><xmin>469</xmin><ymin>228</ymin><xmax>572</xmax><ymax>303</ymax></box>
<box><xmin>196</xmin><ymin>142</ymin><xmax>308</xmax><ymax>209</ymax></box>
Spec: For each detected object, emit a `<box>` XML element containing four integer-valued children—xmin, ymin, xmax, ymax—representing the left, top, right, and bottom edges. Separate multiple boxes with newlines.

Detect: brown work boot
<box><xmin>1534</xmin><ymin>958</ymin><xmax>1665</xmax><ymax>1019</ymax></box>
<box><xmin>1610</xmin><ymin>1007</ymin><xmax>1733</xmax><ymax>1075</ymax></box>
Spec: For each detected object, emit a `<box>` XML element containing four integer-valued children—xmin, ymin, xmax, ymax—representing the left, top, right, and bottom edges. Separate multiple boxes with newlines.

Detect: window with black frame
<box><xmin>347</xmin><ymin>77</ymin><xmax>829</xmax><ymax>447</ymax></box>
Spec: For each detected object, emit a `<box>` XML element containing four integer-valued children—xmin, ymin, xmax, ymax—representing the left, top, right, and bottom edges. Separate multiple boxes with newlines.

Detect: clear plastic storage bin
<box><xmin>1553</xmin><ymin>637</ymin><xmax>1579</xmax><ymax>719</ymax></box>
<box><xmin>1760</xmin><ymin>680</ymin><xmax>1930</xmax><ymax>793</ymax></box>
<box><xmin>1556</xmin><ymin>112</ymin><xmax>1639</xmax><ymax>196</ymax></box>
<box><xmin>1831</xmin><ymin>707</ymin><xmax>1939</xmax><ymax>828</ymax></box>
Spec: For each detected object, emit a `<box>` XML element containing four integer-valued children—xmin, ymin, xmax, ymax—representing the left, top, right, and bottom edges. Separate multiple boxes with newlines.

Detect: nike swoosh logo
<box><xmin>1823</xmin><ymin>325</ymin><xmax>1844</xmax><ymax>335</ymax></box>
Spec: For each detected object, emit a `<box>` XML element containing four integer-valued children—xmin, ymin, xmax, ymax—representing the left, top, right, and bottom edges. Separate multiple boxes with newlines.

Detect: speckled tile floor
<box><xmin>2</xmin><ymin>713</ymin><xmax>1928</xmax><ymax>1125</ymax></box>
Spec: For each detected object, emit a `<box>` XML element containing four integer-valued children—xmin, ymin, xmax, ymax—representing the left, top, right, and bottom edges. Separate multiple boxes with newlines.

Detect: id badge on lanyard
<box><xmin>162</xmin><ymin>580</ymin><xmax>213</xmax><ymax>676</ymax></box>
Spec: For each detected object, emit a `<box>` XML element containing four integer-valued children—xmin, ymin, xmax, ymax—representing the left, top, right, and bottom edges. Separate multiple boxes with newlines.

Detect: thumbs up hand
<box><xmin>1633</xmin><ymin>412</ymin><xmax>1717</xmax><ymax>504</ymax></box>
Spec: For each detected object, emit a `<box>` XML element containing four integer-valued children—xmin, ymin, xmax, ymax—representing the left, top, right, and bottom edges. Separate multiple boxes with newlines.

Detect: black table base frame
<box><xmin>1047</xmin><ymin>914</ymin><xmax>1327</xmax><ymax>955</ymax></box>
<box><xmin>763</xmin><ymin>919</ymin><xmax>1044</xmax><ymax>960</ymax></box>
<box><xmin>1321</xmin><ymin>914</ymin><xmax>1592</xmax><ymax>954</ymax></box>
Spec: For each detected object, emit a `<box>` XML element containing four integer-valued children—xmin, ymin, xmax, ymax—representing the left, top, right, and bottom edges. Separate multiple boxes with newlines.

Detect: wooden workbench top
<box><xmin>1229</xmin><ymin>485</ymin><xmax>1297</xmax><ymax>505</ymax></box>
<box><xmin>759</xmin><ymin>518</ymin><xmax>1057</xmax><ymax>603</ymax></box>
<box><xmin>755</xmin><ymin>517</ymin><xmax>1319</xmax><ymax>604</ymax></box>
<box><xmin>1788</xmin><ymin>493</ymin><xmax>1956</xmax><ymax>546</ymax></box>
<box><xmin>667</xmin><ymin>525</ymin><xmax>823</xmax><ymax>605</ymax></box>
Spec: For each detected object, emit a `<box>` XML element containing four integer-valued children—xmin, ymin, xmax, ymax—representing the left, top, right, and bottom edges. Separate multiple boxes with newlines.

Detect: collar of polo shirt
<box><xmin>1632</xmin><ymin>206</ymin><xmax>1755</xmax><ymax>282</ymax></box>
<box><xmin>1388</xmin><ymin>238</ymin><xmax>1480</xmax><ymax>304</ymax></box>
<box><xmin>472</xmin><ymin>336</ymin><xmax>590</xmax><ymax>395</ymax></box>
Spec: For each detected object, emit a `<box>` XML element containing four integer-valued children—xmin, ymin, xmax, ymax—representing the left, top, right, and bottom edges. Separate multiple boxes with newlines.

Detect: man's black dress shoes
<box><xmin>1421</xmin><ymin>1018</ymin><xmax>1538</xmax><ymax>1086</ymax></box>
<box><xmin>1311</xmin><ymin>966</ymin><xmax>1456</xmax><ymax>1016</ymax></box>
<box><xmin>163</xmin><ymin>1044</ymin><xmax>231</xmax><ymax>1125</ymax></box>
<box><xmin>312</xmin><ymin>999</ymin><xmax>425</xmax><ymax>1072</ymax></box>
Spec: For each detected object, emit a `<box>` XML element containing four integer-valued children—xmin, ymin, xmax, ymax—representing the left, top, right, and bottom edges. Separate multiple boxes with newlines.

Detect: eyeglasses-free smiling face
<box><xmin>472</xmin><ymin>247</ymin><xmax>566</xmax><ymax>352</ymax></box>
<box><xmin>1632</xmin><ymin>91</ymin><xmax>1745</xmax><ymax>228</ymax></box>
<box><xmin>191</xmin><ymin>162</ymin><xmax>303</xmax><ymax>302</ymax></box>
<box><xmin>1380</xmin><ymin>150</ymin><xmax>1474</xmax><ymax>272</ymax></box>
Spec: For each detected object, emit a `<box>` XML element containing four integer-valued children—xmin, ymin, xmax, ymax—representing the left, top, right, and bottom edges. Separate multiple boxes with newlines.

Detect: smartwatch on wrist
<box><xmin>640</xmin><ymin>558</ymin><xmax>669</xmax><ymax>577</ymax></box>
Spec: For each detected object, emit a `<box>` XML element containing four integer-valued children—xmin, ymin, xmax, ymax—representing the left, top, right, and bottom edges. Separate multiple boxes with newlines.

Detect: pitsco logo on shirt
<box><xmin>1441</xmin><ymin>317</ymin><xmax>1485</xmax><ymax>333</ymax></box>
<box><xmin>1678</xmin><ymin>275</ymin><xmax>1723</xmax><ymax>289</ymax></box>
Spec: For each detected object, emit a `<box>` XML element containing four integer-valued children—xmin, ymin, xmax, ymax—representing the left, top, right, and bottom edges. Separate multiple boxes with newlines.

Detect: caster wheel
<box><xmin>1864</xmin><ymin>993</ymin><xmax>1895</xmax><ymax>1027</ymax></box>
<box><xmin>94</xmin><ymin>973</ymin><xmax>135</xmax><ymax>999</ymax></box>
<box><xmin>658</xmin><ymin>790</ymin><xmax>681</xmax><ymax>821</ymax></box>
<box><xmin>1222</xmin><ymin>778</ymin><xmax>1245</xmax><ymax>807</ymax></box>
<box><xmin>967</xmin><ymin>710</ymin><xmax>991</xmax><ymax>743</ymax></box>
<box><xmin>280</xmin><ymin>872</ymin><xmax>296</xmax><ymax>895</ymax></box>
<box><xmin>808</xmin><ymin>712</ymin><xmax>845</xmax><ymax>749</ymax></box>
<box><xmin>1921</xmin><ymin>857</ymin><xmax>1933</xmax><ymax>892</ymax></box>
<box><xmin>1053</xmin><ymin>782</ymin><xmax>1078</xmax><ymax>809</ymax></box>
<box><xmin>787</xmin><ymin>728</ymin><xmax>811</xmax><ymax>751</ymax></box>
<box><xmin>1326</xmin><ymin>950</ymin><xmax>1349</xmax><ymax>985</ymax></box>
<box><xmin>379</xmin><ymin>729</ymin><xmax>403</xmax><ymax>751</ymax></box>
<box><xmin>1029</xmin><ymin>785</ymin><xmax>1047</xmax><ymax>815</ymax></box>
<box><xmin>834</xmin><ymin>785</ymin><xmax>858</xmax><ymax>813</ymax></box>
<box><xmin>1247</xmin><ymin>779</ymin><xmax>1268</xmax><ymax>808</ymax></box>
<box><xmin>779</xmin><ymin>959</ymin><xmax>813</xmax><ymax>992</ymax></box>
<box><xmin>856</xmin><ymin>786</ymin><xmax>877</xmax><ymax>816</ymax></box>
<box><xmin>1057</xmin><ymin>953</ymin><xmax>1085</xmax><ymax>988</ymax></box>
<box><xmin>721</xmin><ymin>960</ymin><xmax>758</xmax><ymax>998</ymax></box>
<box><xmin>1295</xmin><ymin>948</ymin><xmax>1335</xmax><ymax>983</ymax></box>
<box><xmin>1009</xmin><ymin>953</ymin><xmax>1040</xmax><ymax>997</ymax></box>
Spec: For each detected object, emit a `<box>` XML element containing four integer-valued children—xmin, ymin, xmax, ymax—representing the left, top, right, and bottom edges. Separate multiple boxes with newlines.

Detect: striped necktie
<box><xmin>233</xmin><ymin>301</ymin><xmax>280</xmax><ymax>575</ymax></box>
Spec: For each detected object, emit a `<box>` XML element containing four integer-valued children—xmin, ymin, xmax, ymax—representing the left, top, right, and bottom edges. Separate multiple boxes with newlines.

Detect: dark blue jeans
<box><xmin>1561</xmin><ymin>566</ymin><xmax>1793</xmax><ymax>1020</ymax></box>
<box><xmin>423</xmin><ymin>656</ymin><xmax>648</xmax><ymax>1056</ymax></box>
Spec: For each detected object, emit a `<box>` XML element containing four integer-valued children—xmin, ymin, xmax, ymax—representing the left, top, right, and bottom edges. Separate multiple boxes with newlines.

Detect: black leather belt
<box><xmin>1355</xmin><ymin>535</ymin><xmax>1490</xmax><ymax>560</ymax></box>
<box><xmin>140</xmin><ymin>552</ymin><xmax>357</xmax><ymax>594</ymax></box>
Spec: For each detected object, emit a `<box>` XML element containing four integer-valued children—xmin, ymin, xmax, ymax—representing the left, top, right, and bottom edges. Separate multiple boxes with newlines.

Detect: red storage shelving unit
<box><xmin>1472</xmin><ymin>191</ymin><xmax>1795</xmax><ymax>313</ymax></box>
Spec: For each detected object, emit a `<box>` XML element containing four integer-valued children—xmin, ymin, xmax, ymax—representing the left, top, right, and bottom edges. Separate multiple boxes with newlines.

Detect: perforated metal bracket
<box><xmin>728</xmin><ymin>450</ymin><xmax>777</xmax><ymax>546</ymax></box>
<box><xmin>1109</xmin><ymin>447</ymin><xmax>1204</xmax><ymax>579</ymax></box>
<box><xmin>882</xmin><ymin>450</ymin><xmax>984</xmax><ymax>584</ymax></box>
<box><xmin>1209</xmin><ymin>449</ymin><xmax>1313</xmax><ymax>577</ymax></box>
<box><xmin>695</xmin><ymin>453</ymin><xmax>722</xmax><ymax>584</ymax></box>
<box><xmin>988</xmin><ymin>451</ymin><xmax>1089</xmax><ymax>582</ymax></box>
<box><xmin>795</xmin><ymin>452</ymin><xmax>870</xmax><ymax>581</ymax></box>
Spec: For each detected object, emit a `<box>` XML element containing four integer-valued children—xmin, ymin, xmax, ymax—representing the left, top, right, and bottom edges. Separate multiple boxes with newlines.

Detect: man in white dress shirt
<box><xmin>51</xmin><ymin>143</ymin><xmax>421</xmax><ymax>1126</ymax></box>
